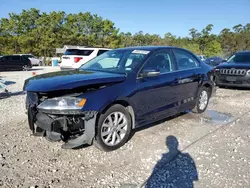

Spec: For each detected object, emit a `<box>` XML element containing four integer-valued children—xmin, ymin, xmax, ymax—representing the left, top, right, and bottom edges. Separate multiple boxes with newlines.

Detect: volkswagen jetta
<box><xmin>24</xmin><ymin>46</ymin><xmax>215</xmax><ymax>151</ymax></box>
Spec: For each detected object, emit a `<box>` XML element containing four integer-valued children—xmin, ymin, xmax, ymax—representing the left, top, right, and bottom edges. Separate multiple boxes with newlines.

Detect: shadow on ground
<box><xmin>219</xmin><ymin>86</ymin><xmax>250</xmax><ymax>91</ymax></box>
<box><xmin>0</xmin><ymin>91</ymin><xmax>25</xmax><ymax>99</ymax></box>
<box><xmin>145</xmin><ymin>135</ymin><xmax>198</xmax><ymax>188</ymax></box>
<box><xmin>2</xmin><ymin>81</ymin><xmax>16</xmax><ymax>85</ymax></box>
<box><xmin>121</xmin><ymin>136</ymin><xmax>198</xmax><ymax>188</ymax></box>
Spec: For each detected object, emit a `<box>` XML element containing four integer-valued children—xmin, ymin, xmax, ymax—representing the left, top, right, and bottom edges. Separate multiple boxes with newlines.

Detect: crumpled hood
<box><xmin>216</xmin><ymin>62</ymin><xmax>250</xmax><ymax>69</ymax></box>
<box><xmin>23</xmin><ymin>70</ymin><xmax>126</xmax><ymax>92</ymax></box>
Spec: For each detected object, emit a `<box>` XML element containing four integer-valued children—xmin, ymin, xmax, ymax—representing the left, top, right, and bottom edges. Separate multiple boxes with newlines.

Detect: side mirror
<box><xmin>140</xmin><ymin>68</ymin><xmax>160</xmax><ymax>78</ymax></box>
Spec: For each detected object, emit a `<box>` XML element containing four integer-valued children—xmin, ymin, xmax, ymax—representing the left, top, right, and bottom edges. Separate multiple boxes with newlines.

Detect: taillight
<box><xmin>74</xmin><ymin>57</ymin><xmax>82</xmax><ymax>63</ymax></box>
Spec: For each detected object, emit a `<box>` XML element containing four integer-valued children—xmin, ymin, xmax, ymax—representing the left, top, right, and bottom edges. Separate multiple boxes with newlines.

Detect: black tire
<box><xmin>94</xmin><ymin>104</ymin><xmax>132</xmax><ymax>152</ymax></box>
<box><xmin>192</xmin><ymin>87</ymin><xmax>210</xmax><ymax>114</ymax></box>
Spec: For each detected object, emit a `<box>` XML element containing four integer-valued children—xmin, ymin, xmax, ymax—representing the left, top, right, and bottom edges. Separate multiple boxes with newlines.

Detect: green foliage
<box><xmin>203</xmin><ymin>40</ymin><xmax>222</xmax><ymax>57</ymax></box>
<box><xmin>0</xmin><ymin>9</ymin><xmax>121</xmax><ymax>56</ymax></box>
<box><xmin>0</xmin><ymin>8</ymin><xmax>249</xmax><ymax>58</ymax></box>
<box><xmin>182</xmin><ymin>43</ymin><xmax>201</xmax><ymax>55</ymax></box>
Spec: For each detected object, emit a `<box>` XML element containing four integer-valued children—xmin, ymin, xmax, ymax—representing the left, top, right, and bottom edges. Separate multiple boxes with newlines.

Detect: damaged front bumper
<box><xmin>28</xmin><ymin>107</ymin><xmax>98</xmax><ymax>149</ymax></box>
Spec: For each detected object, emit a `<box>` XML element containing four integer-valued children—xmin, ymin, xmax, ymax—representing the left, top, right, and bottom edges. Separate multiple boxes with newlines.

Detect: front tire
<box><xmin>192</xmin><ymin>87</ymin><xmax>210</xmax><ymax>113</ymax></box>
<box><xmin>94</xmin><ymin>104</ymin><xmax>132</xmax><ymax>152</ymax></box>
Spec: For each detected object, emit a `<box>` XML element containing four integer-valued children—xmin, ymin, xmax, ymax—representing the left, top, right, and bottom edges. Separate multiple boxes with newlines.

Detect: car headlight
<box><xmin>37</xmin><ymin>97</ymin><xmax>86</xmax><ymax>112</ymax></box>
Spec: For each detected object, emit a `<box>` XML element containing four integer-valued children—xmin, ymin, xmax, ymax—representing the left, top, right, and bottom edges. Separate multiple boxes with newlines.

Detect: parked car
<box><xmin>23</xmin><ymin>46</ymin><xmax>215</xmax><ymax>151</ymax></box>
<box><xmin>60</xmin><ymin>47</ymin><xmax>111</xmax><ymax>70</ymax></box>
<box><xmin>14</xmin><ymin>54</ymin><xmax>41</xmax><ymax>66</ymax></box>
<box><xmin>205</xmin><ymin>56</ymin><xmax>226</xmax><ymax>67</ymax></box>
<box><xmin>197</xmin><ymin>55</ymin><xmax>207</xmax><ymax>61</ymax></box>
<box><xmin>0</xmin><ymin>55</ymin><xmax>32</xmax><ymax>71</ymax></box>
<box><xmin>214</xmin><ymin>51</ymin><xmax>250</xmax><ymax>88</ymax></box>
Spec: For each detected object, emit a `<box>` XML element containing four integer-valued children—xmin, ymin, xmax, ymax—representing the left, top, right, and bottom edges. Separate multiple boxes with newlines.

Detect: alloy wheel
<box><xmin>199</xmin><ymin>90</ymin><xmax>208</xmax><ymax>110</ymax></box>
<box><xmin>101</xmin><ymin>112</ymin><xmax>128</xmax><ymax>146</ymax></box>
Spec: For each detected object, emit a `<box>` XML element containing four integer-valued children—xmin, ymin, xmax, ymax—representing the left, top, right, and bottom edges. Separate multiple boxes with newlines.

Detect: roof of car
<box><xmin>66</xmin><ymin>47</ymin><xmax>111</xmax><ymax>50</ymax></box>
<box><xmin>116</xmin><ymin>46</ymin><xmax>181</xmax><ymax>51</ymax></box>
<box><xmin>1</xmin><ymin>55</ymin><xmax>23</xmax><ymax>57</ymax></box>
<box><xmin>236</xmin><ymin>50</ymin><xmax>250</xmax><ymax>54</ymax></box>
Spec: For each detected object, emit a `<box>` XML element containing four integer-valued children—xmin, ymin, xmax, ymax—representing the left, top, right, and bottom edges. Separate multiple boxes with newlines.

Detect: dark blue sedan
<box><xmin>24</xmin><ymin>46</ymin><xmax>215</xmax><ymax>151</ymax></box>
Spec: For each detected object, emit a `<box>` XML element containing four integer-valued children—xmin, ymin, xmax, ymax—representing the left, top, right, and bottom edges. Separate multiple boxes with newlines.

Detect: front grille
<box><xmin>219</xmin><ymin>69</ymin><xmax>246</xmax><ymax>76</ymax></box>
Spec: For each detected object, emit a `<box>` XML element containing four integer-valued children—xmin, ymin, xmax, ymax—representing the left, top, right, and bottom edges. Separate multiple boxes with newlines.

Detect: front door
<box><xmin>131</xmin><ymin>49</ymin><xmax>179</xmax><ymax>127</ymax></box>
<box><xmin>172</xmin><ymin>49</ymin><xmax>201</xmax><ymax>112</ymax></box>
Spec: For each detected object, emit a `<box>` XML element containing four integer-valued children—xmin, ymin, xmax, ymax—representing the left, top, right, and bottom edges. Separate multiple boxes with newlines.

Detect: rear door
<box><xmin>172</xmin><ymin>49</ymin><xmax>201</xmax><ymax>112</ymax></box>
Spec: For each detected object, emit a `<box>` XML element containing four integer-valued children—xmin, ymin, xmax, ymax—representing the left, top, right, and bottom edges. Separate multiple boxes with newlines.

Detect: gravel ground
<box><xmin>0</xmin><ymin>67</ymin><xmax>250</xmax><ymax>188</ymax></box>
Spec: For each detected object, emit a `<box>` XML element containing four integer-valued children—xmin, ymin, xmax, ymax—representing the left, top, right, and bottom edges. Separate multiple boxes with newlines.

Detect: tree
<box><xmin>182</xmin><ymin>43</ymin><xmax>201</xmax><ymax>54</ymax></box>
<box><xmin>0</xmin><ymin>8</ymin><xmax>249</xmax><ymax>58</ymax></box>
<box><xmin>203</xmin><ymin>40</ymin><xmax>222</xmax><ymax>57</ymax></box>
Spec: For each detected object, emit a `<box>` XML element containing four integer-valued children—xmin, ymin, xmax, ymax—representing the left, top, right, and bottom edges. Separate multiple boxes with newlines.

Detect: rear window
<box><xmin>64</xmin><ymin>49</ymin><xmax>94</xmax><ymax>56</ymax></box>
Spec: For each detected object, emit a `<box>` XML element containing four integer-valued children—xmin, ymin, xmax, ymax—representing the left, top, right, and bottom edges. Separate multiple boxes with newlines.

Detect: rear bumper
<box><xmin>28</xmin><ymin>109</ymin><xmax>98</xmax><ymax>149</ymax></box>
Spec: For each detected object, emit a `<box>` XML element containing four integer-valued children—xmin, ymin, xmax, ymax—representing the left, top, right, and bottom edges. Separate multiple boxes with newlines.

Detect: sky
<box><xmin>0</xmin><ymin>0</ymin><xmax>250</xmax><ymax>37</ymax></box>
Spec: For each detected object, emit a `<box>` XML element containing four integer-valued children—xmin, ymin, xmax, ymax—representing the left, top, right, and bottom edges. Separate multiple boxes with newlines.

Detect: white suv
<box><xmin>60</xmin><ymin>47</ymin><xmax>111</xmax><ymax>69</ymax></box>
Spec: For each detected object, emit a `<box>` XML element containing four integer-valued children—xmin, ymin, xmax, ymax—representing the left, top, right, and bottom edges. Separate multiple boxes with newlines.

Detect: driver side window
<box><xmin>174</xmin><ymin>49</ymin><xmax>200</xmax><ymax>70</ymax></box>
<box><xmin>142</xmin><ymin>50</ymin><xmax>175</xmax><ymax>74</ymax></box>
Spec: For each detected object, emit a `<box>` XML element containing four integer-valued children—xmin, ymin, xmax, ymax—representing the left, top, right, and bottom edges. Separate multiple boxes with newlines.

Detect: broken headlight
<box><xmin>37</xmin><ymin>97</ymin><xmax>86</xmax><ymax>112</ymax></box>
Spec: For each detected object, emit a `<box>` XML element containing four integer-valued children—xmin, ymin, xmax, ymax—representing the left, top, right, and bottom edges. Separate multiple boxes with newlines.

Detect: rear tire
<box><xmin>94</xmin><ymin>104</ymin><xmax>132</xmax><ymax>152</ymax></box>
<box><xmin>192</xmin><ymin>87</ymin><xmax>210</xmax><ymax>114</ymax></box>
<box><xmin>22</xmin><ymin>65</ymin><xmax>28</xmax><ymax>71</ymax></box>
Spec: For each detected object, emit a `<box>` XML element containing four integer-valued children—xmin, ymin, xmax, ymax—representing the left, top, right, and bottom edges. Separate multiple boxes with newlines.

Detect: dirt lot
<box><xmin>0</xmin><ymin>67</ymin><xmax>250</xmax><ymax>188</ymax></box>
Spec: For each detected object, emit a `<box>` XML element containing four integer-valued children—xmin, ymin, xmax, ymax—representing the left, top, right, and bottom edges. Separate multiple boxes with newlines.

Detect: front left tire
<box><xmin>94</xmin><ymin>104</ymin><xmax>132</xmax><ymax>152</ymax></box>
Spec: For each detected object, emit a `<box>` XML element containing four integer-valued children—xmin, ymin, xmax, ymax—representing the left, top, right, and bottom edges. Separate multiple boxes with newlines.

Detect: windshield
<box><xmin>79</xmin><ymin>49</ymin><xmax>150</xmax><ymax>74</ymax></box>
<box><xmin>64</xmin><ymin>49</ymin><xmax>94</xmax><ymax>56</ymax></box>
<box><xmin>227</xmin><ymin>53</ymin><xmax>250</xmax><ymax>63</ymax></box>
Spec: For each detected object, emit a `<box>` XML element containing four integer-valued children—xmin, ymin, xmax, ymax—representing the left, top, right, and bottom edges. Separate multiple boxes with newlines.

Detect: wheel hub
<box><xmin>101</xmin><ymin>112</ymin><xmax>128</xmax><ymax>146</ymax></box>
<box><xmin>199</xmin><ymin>90</ymin><xmax>208</xmax><ymax>110</ymax></box>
